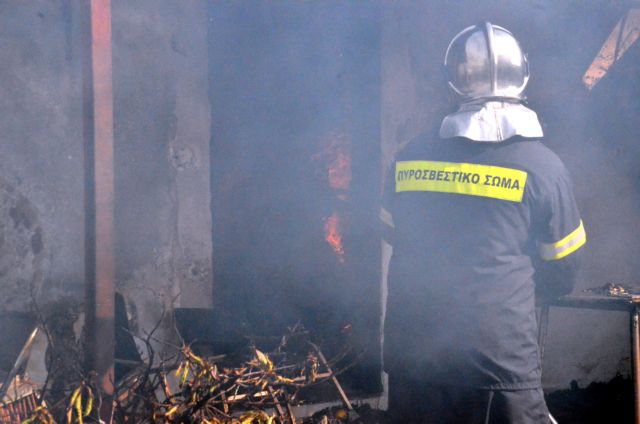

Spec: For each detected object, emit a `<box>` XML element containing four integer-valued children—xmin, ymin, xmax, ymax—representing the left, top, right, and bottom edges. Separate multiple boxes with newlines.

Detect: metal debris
<box><xmin>583</xmin><ymin>282</ymin><xmax>639</xmax><ymax>297</ymax></box>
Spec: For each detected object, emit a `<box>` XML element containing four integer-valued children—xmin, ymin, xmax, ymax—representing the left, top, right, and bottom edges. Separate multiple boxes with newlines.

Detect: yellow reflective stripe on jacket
<box><xmin>539</xmin><ymin>220</ymin><xmax>586</xmax><ymax>261</ymax></box>
<box><xmin>395</xmin><ymin>160</ymin><xmax>528</xmax><ymax>202</ymax></box>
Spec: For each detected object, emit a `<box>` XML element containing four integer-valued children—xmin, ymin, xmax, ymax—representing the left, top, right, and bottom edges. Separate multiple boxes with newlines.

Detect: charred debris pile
<box><xmin>0</xmin><ymin>301</ymin><xmax>381</xmax><ymax>424</ymax></box>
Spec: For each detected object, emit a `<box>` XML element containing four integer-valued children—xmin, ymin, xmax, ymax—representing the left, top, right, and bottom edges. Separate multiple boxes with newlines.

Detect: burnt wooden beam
<box><xmin>583</xmin><ymin>9</ymin><xmax>640</xmax><ymax>90</ymax></box>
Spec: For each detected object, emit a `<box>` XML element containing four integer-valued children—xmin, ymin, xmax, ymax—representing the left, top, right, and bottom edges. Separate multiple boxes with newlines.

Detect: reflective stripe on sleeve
<box><xmin>539</xmin><ymin>220</ymin><xmax>586</xmax><ymax>261</ymax></box>
<box><xmin>380</xmin><ymin>207</ymin><xmax>394</xmax><ymax>228</ymax></box>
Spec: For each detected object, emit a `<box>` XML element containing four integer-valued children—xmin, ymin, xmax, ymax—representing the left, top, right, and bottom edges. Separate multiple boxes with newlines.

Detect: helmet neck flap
<box><xmin>439</xmin><ymin>100</ymin><xmax>543</xmax><ymax>143</ymax></box>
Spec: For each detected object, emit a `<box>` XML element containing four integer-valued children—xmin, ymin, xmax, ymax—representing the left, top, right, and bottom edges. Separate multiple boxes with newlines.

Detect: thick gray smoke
<box><xmin>208</xmin><ymin>1</ymin><xmax>382</xmax><ymax>391</ymax></box>
<box><xmin>0</xmin><ymin>0</ymin><xmax>638</xmax><ymax>395</ymax></box>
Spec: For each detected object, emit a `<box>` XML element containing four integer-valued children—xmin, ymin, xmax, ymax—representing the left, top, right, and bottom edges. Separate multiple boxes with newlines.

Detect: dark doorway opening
<box><xmin>208</xmin><ymin>2</ymin><xmax>382</xmax><ymax>395</ymax></box>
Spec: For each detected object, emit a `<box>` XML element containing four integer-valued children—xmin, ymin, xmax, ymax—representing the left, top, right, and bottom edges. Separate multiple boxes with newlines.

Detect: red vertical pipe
<box><xmin>82</xmin><ymin>0</ymin><xmax>115</xmax><ymax>418</ymax></box>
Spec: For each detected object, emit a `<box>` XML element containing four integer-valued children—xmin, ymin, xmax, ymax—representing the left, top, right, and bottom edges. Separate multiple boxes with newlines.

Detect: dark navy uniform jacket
<box><xmin>381</xmin><ymin>133</ymin><xmax>585</xmax><ymax>390</ymax></box>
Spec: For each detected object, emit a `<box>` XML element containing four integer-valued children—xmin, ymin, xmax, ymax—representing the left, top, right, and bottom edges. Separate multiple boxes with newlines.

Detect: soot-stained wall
<box><xmin>381</xmin><ymin>1</ymin><xmax>639</xmax><ymax>388</ymax></box>
<box><xmin>0</xmin><ymin>1</ymin><xmax>81</xmax><ymax>311</ymax></box>
<box><xmin>0</xmin><ymin>1</ymin><xmax>213</xmax><ymax>343</ymax></box>
<box><xmin>112</xmin><ymin>0</ymin><xmax>213</xmax><ymax>339</ymax></box>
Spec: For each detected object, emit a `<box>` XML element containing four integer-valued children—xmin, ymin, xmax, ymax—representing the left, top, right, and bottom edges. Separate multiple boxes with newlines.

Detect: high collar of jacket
<box><xmin>439</xmin><ymin>100</ymin><xmax>544</xmax><ymax>143</ymax></box>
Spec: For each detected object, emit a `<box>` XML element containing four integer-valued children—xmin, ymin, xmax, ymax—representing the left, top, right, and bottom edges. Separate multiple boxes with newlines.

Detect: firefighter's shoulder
<box><xmin>495</xmin><ymin>138</ymin><xmax>577</xmax><ymax>208</ymax></box>
<box><xmin>499</xmin><ymin>138</ymin><xmax>570</xmax><ymax>179</ymax></box>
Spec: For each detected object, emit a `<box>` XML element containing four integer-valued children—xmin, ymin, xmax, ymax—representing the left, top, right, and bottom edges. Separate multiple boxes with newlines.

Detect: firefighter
<box><xmin>381</xmin><ymin>23</ymin><xmax>585</xmax><ymax>423</ymax></box>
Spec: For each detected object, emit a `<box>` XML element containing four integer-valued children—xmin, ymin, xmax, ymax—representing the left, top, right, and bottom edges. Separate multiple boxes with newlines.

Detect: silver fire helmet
<box><xmin>444</xmin><ymin>22</ymin><xmax>530</xmax><ymax>101</ymax></box>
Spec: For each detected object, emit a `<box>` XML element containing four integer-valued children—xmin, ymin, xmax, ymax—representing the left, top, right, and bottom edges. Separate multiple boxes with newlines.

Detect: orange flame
<box><xmin>315</xmin><ymin>132</ymin><xmax>350</xmax><ymax>263</ymax></box>
<box><xmin>324</xmin><ymin>212</ymin><xmax>345</xmax><ymax>263</ymax></box>
<box><xmin>312</xmin><ymin>133</ymin><xmax>352</xmax><ymax>191</ymax></box>
<box><xmin>328</xmin><ymin>147</ymin><xmax>351</xmax><ymax>190</ymax></box>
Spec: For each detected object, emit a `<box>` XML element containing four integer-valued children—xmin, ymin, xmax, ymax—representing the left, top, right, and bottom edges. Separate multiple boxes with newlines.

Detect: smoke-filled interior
<box><xmin>209</xmin><ymin>2</ymin><xmax>381</xmax><ymax>392</ymax></box>
<box><xmin>1</xmin><ymin>0</ymin><xmax>640</xmax><ymax>421</ymax></box>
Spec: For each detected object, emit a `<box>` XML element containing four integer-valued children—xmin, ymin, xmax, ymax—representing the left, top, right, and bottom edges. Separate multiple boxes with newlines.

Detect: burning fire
<box><xmin>328</xmin><ymin>146</ymin><xmax>351</xmax><ymax>190</ymax></box>
<box><xmin>314</xmin><ymin>133</ymin><xmax>351</xmax><ymax>263</ymax></box>
<box><xmin>313</xmin><ymin>133</ymin><xmax>352</xmax><ymax>191</ymax></box>
<box><xmin>324</xmin><ymin>212</ymin><xmax>345</xmax><ymax>263</ymax></box>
